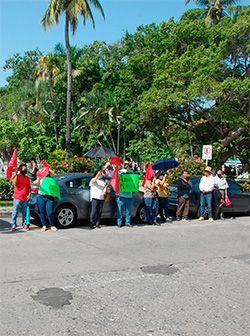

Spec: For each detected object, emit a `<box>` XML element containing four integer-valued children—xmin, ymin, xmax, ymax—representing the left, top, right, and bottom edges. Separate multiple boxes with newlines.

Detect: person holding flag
<box><xmin>10</xmin><ymin>164</ymin><xmax>31</xmax><ymax>231</ymax></box>
<box><xmin>142</xmin><ymin>163</ymin><xmax>159</xmax><ymax>225</ymax></box>
<box><xmin>34</xmin><ymin>162</ymin><xmax>60</xmax><ymax>232</ymax></box>
<box><xmin>89</xmin><ymin>162</ymin><xmax>110</xmax><ymax>229</ymax></box>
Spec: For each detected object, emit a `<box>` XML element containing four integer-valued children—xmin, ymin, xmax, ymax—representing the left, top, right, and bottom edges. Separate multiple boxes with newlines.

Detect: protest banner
<box><xmin>120</xmin><ymin>174</ymin><xmax>139</xmax><ymax>193</ymax></box>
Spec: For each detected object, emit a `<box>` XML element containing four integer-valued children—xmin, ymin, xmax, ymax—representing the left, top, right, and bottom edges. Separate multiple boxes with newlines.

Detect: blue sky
<box><xmin>0</xmin><ymin>0</ymin><xmax>249</xmax><ymax>86</ymax></box>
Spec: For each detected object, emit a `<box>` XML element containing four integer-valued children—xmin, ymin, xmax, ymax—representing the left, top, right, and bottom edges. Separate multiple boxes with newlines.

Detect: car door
<box><xmin>225</xmin><ymin>180</ymin><xmax>250</xmax><ymax>213</ymax></box>
<box><xmin>64</xmin><ymin>176</ymin><xmax>92</xmax><ymax>218</ymax></box>
<box><xmin>101</xmin><ymin>185</ymin><xmax>117</xmax><ymax>219</ymax></box>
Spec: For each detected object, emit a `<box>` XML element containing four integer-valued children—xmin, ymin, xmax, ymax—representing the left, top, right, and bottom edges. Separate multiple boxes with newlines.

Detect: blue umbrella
<box><xmin>152</xmin><ymin>158</ymin><xmax>180</xmax><ymax>171</ymax></box>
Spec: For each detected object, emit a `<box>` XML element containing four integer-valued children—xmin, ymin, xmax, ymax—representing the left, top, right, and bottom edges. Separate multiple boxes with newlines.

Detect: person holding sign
<box><xmin>34</xmin><ymin>169</ymin><xmax>60</xmax><ymax>232</ymax></box>
<box><xmin>116</xmin><ymin>161</ymin><xmax>134</xmax><ymax>228</ymax></box>
<box><xmin>143</xmin><ymin>165</ymin><xmax>159</xmax><ymax>225</ymax></box>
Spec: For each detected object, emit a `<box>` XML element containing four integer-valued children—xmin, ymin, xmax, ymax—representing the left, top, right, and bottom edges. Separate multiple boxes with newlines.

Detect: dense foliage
<box><xmin>0</xmin><ymin>8</ymin><xmax>249</xmax><ymax>169</ymax></box>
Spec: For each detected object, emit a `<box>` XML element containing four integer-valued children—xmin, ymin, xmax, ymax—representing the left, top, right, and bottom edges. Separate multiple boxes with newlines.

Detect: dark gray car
<box><xmin>168</xmin><ymin>177</ymin><xmax>250</xmax><ymax>217</ymax></box>
<box><xmin>30</xmin><ymin>173</ymin><xmax>145</xmax><ymax>229</ymax></box>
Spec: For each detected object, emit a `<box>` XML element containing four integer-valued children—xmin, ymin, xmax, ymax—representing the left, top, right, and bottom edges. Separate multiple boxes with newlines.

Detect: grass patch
<box><xmin>0</xmin><ymin>200</ymin><xmax>13</xmax><ymax>207</ymax></box>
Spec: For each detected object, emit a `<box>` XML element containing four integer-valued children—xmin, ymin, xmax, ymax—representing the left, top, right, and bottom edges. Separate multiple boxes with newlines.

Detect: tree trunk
<box><xmin>65</xmin><ymin>13</ymin><xmax>72</xmax><ymax>159</ymax></box>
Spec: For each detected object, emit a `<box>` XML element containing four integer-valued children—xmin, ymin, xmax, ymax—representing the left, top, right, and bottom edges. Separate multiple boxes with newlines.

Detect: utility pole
<box><xmin>116</xmin><ymin>116</ymin><xmax>122</xmax><ymax>156</ymax></box>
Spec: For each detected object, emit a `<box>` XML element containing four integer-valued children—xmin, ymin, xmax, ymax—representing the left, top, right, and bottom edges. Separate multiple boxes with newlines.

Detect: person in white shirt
<box><xmin>198</xmin><ymin>166</ymin><xmax>215</xmax><ymax>222</ymax></box>
<box><xmin>89</xmin><ymin>163</ymin><xmax>109</xmax><ymax>229</ymax></box>
<box><xmin>214</xmin><ymin>169</ymin><xmax>229</xmax><ymax>219</ymax></box>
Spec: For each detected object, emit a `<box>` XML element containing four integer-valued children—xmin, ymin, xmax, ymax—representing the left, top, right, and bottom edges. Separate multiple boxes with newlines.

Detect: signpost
<box><xmin>120</xmin><ymin>174</ymin><xmax>139</xmax><ymax>193</ymax></box>
<box><xmin>202</xmin><ymin>145</ymin><xmax>212</xmax><ymax>166</ymax></box>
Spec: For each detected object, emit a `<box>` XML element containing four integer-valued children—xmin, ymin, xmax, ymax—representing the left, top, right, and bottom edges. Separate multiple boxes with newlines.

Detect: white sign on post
<box><xmin>202</xmin><ymin>145</ymin><xmax>212</xmax><ymax>165</ymax></box>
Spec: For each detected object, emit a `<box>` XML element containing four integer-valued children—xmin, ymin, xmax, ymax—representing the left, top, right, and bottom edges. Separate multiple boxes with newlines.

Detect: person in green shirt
<box><xmin>34</xmin><ymin>172</ymin><xmax>60</xmax><ymax>232</ymax></box>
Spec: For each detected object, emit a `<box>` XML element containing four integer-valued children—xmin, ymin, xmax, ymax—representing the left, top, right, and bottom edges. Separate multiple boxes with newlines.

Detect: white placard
<box><xmin>202</xmin><ymin>145</ymin><xmax>212</xmax><ymax>160</ymax></box>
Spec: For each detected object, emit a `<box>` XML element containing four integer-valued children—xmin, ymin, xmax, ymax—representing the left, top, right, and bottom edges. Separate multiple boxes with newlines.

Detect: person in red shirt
<box><xmin>10</xmin><ymin>164</ymin><xmax>31</xmax><ymax>231</ymax></box>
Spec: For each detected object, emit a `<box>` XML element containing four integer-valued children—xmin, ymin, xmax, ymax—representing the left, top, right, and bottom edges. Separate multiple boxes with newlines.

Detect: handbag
<box><xmin>225</xmin><ymin>194</ymin><xmax>231</xmax><ymax>207</ymax></box>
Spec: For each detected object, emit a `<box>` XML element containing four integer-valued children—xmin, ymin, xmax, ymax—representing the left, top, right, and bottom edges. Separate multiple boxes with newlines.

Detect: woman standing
<box><xmin>34</xmin><ymin>172</ymin><xmax>60</xmax><ymax>232</ymax></box>
<box><xmin>155</xmin><ymin>173</ymin><xmax>172</xmax><ymax>222</ymax></box>
<box><xmin>144</xmin><ymin>176</ymin><xmax>159</xmax><ymax>225</ymax></box>
<box><xmin>89</xmin><ymin>163</ymin><xmax>109</xmax><ymax>229</ymax></box>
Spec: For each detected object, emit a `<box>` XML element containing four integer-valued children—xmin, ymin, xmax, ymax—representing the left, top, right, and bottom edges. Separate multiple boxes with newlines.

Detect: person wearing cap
<box><xmin>176</xmin><ymin>171</ymin><xmax>192</xmax><ymax>221</ymax></box>
<box><xmin>198</xmin><ymin>166</ymin><xmax>215</xmax><ymax>222</ymax></box>
<box><xmin>214</xmin><ymin>169</ymin><xmax>229</xmax><ymax>219</ymax></box>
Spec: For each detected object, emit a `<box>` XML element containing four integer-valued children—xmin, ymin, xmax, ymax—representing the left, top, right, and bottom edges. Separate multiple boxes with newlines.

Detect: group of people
<box><xmin>88</xmin><ymin>162</ymin><xmax>229</xmax><ymax>229</ymax></box>
<box><xmin>10</xmin><ymin>158</ymin><xmax>229</xmax><ymax>231</ymax></box>
<box><xmin>10</xmin><ymin>159</ymin><xmax>60</xmax><ymax>232</ymax></box>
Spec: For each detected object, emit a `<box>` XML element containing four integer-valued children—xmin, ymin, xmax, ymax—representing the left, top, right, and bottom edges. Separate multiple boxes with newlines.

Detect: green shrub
<box><xmin>50</xmin><ymin>156</ymin><xmax>97</xmax><ymax>174</ymax></box>
<box><xmin>47</xmin><ymin>149</ymin><xmax>66</xmax><ymax>164</ymax></box>
<box><xmin>0</xmin><ymin>179</ymin><xmax>13</xmax><ymax>200</ymax></box>
<box><xmin>168</xmin><ymin>159</ymin><xmax>206</xmax><ymax>183</ymax></box>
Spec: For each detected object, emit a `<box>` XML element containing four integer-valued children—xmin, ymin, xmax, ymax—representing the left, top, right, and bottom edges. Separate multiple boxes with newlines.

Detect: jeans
<box><xmin>90</xmin><ymin>199</ymin><xmax>104</xmax><ymax>227</ymax></box>
<box><xmin>116</xmin><ymin>197</ymin><xmax>132</xmax><ymax>225</ymax></box>
<box><xmin>144</xmin><ymin>197</ymin><xmax>158</xmax><ymax>222</ymax></box>
<box><xmin>11</xmin><ymin>200</ymin><xmax>27</xmax><ymax>228</ymax></box>
<box><xmin>37</xmin><ymin>195</ymin><xmax>55</xmax><ymax>227</ymax></box>
<box><xmin>158</xmin><ymin>197</ymin><xmax>169</xmax><ymax>219</ymax></box>
<box><xmin>200</xmin><ymin>192</ymin><xmax>213</xmax><ymax>218</ymax></box>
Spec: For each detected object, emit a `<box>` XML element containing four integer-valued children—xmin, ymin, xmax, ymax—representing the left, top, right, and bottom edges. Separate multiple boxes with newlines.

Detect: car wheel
<box><xmin>136</xmin><ymin>203</ymin><xmax>147</xmax><ymax>223</ymax></box>
<box><xmin>55</xmin><ymin>204</ymin><xmax>77</xmax><ymax>229</ymax></box>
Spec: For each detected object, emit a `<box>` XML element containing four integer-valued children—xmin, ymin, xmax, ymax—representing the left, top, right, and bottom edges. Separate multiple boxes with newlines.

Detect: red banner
<box><xmin>36</xmin><ymin>160</ymin><xmax>50</xmax><ymax>179</ymax></box>
<box><xmin>6</xmin><ymin>149</ymin><xmax>18</xmax><ymax>179</ymax></box>
<box><xmin>109</xmin><ymin>165</ymin><xmax>120</xmax><ymax>195</ymax></box>
<box><xmin>142</xmin><ymin>163</ymin><xmax>154</xmax><ymax>186</ymax></box>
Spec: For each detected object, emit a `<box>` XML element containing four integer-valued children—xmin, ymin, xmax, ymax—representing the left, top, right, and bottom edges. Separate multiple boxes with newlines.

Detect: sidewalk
<box><xmin>0</xmin><ymin>207</ymin><xmax>12</xmax><ymax>217</ymax></box>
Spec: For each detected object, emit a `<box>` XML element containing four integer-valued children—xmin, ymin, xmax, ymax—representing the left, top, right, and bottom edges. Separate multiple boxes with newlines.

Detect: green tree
<box><xmin>41</xmin><ymin>0</ymin><xmax>105</xmax><ymax>159</ymax></box>
<box><xmin>185</xmin><ymin>0</ymin><xmax>240</xmax><ymax>26</ymax></box>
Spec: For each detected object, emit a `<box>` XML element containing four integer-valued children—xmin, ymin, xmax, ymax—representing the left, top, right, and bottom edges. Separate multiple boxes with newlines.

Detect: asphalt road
<box><xmin>0</xmin><ymin>215</ymin><xmax>249</xmax><ymax>336</ymax></box>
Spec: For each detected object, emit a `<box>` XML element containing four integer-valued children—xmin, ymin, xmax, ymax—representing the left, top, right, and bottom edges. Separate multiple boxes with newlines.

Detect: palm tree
<box><xmin>185</xmin><ymin>0</ymin><xmax>240</xmax><ymax>26</ymax></box>
<box><xmin>41</xmin><ymin>0</ymin><xmax>105</xmax><ymax>158</ymax></box>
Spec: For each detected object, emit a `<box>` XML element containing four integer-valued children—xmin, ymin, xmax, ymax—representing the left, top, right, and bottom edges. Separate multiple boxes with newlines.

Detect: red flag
<box><xmin>6</xmin><ymin>149</ymin><xmax>18</xmax><ymax>179</ymax></box>
<box><xmin>142</xmin><ymin>162</ymin><xmax>154</xmax><ymax>186</ymax></box>
<box><xmin>110</xmin><ymin>156</ymin><xmax>122</xmax><ymax>166</ymax></box>
<box><xmin>37</xmin><ymin>160</ymin><xmax>50</xmax><ymax>179</ymax></box>
<box><xmin>109</xmin><ymin>165</ymin><xmax>120</xmax><ymax>195</ymax></box>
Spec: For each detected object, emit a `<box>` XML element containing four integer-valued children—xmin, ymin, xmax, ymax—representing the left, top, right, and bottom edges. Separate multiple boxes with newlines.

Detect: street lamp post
<box><xmin>116</xmin><ymin>116</ymin><xmax>122</xmax><ymax>156</ymax></box>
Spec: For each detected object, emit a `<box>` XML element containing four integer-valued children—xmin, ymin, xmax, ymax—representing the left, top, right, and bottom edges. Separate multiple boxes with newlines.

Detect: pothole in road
<box><xmin>141</xmin><ymin>264</ymin><xmax>179</xmax><ymax>276</ymax></box>
<box><xmin>31</xmin><ymin>287</ymin><xmax>73</xmax><ymax>309</ymax></box>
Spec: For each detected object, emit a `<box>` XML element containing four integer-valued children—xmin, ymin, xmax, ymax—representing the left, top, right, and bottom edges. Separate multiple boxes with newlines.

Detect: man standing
<box><xmin>198</xmin><ymin>166</ymin><xmax>215</xmax><ymax>222</ymax></box>
<box><xmin>11</xmin><ymin>164</ymin><xmax>31</xmax><ymax>231</ymax></box>
<box><xmin>214</xmin><ymin>169</ymin><xmax>229</xmax><ymax>219</ymax></box>
<box><xmin>116</xmin><ymin>160</ymin><xmax>133</xmax><ymax>228</ymax></box>
<box><xmin>176</xmin><ymin>171</ymin><xmax>192</xmax><ymax>221</ymax></box>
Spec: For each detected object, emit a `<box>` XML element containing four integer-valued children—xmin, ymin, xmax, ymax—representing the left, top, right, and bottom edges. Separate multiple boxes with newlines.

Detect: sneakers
<box><xmin>198</xmin><ymin>216</ymin><xmax>204</xmax><ymax>221</ymax></box>
<box><xmin>182</xmin><ymin>218</ymin><xmax>187</xmax><ymax>221</ymax></box>
<box><xmin>166</xmin><ymin>217</ymin><xmax>173</xmax><ymax>222</ymax></box>
<box><xmin>10</xmin><ymin>227</ymin><xmax>17</xmax><ymax>231</ymax></box>
<box><xmin>41</xmin><ymin>226</ymin><xmax>47</xmax><ymax>232</ymax></box>
<box><xmin>208</xmin><ymin>218</ymin><xmax>214</xmax><ymax>222</ymax></box>
<box><xmin>176</xmin><ymin>217</ymin><xmax>181</xmax><ymax>221</ymax></box>
<box><xmin>23</xmin><ymin>225</ymin><xmax>29</xmax><ymax>231</ymax></box>
<box><xmin>50</xmin><ymin>226</ymin><xmax>58</xmax><ymax>231</ymax></box>
<box><xmin>152</xmin><ymin>220</ymin><xmax>160</xmax><ymax>226</ymax></box>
